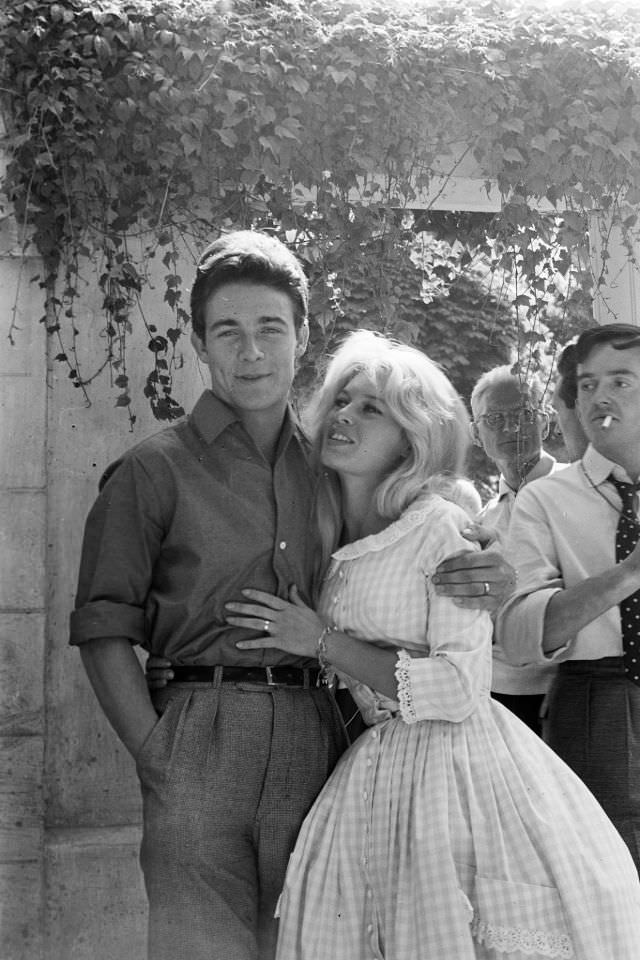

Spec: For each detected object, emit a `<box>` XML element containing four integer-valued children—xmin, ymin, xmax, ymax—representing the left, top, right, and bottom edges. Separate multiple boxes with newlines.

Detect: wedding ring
<box><xmin>263</xmin><ymin>619</ymin><xmax>271</xmax><ymax>633</ymax></box>
<box><xmin>483</xmin><ymin>581</ymin><xmax>491</xmax><ymax>596</ymax></box>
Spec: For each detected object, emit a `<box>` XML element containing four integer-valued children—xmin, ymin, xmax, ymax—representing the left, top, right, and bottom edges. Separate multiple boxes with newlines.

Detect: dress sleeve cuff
<box><xmin>69</xmin><ymin>601</ymin><xmax>146</xmax><ymax>646</ymax></box>
<box><xmin>395</xmin><ymin>649</ymin><xmax>418</xmax><ymax>724</ymax></box>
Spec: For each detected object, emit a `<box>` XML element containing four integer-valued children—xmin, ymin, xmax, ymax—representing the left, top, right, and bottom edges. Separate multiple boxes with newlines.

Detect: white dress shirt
<box><xmin>496</xmin><ymin>445</ymin><xmax>638</xmax><ymax>665</ymax></box>
<box><xmin>478</xmin><ymin>452</ymin><xmax>563</xmax><ymax>695</ymax></box>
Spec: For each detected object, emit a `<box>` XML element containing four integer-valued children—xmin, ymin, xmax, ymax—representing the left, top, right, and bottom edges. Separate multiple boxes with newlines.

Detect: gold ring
<box><xmin>263</xmin><ymin>619</ymin><xmax>270</xmax><ymax>633</ymax></box>
<box><xmin>483</xmin><ymin>581</ymin><xmax>490</xmax><ymax>596</ymax></box>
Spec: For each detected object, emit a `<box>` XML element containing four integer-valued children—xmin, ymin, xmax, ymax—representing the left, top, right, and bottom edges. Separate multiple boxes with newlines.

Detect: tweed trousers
<box><xmin>136</xmin><ymin>679</ymin><xmax>348</xmax><ymax>960</ymax></box>
<box><xmin>545</xmin><ymin>656</ymin><xmax>640</xmax><ymax>873</ymax></box>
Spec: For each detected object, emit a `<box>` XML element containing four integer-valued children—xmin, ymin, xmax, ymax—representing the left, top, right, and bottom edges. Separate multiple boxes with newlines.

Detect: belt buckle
<box><xmin>265</xmin><ymin>666</ymin><xmax>277</xmax><ymax>686</ymax></box>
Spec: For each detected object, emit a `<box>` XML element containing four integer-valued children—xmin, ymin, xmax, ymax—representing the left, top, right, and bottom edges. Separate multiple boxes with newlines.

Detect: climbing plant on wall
<box><xmin>1</xmin><ymin>0</ymin><xmax>639</xmax><ymax>423</ymax></box>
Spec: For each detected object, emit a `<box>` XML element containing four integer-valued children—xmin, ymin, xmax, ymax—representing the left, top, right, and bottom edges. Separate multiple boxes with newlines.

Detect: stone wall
<box><xmin>0</xmin><ymin>210</ymin><xmax>201</xmax><ymax>958</ymax></box>
<box><xmin>0</xmin><ymin>237</ymin><xmax>47</xmax><ymax>960</ymax></box>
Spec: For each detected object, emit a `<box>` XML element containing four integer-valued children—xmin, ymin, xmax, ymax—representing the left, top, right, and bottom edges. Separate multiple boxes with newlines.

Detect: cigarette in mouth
<box><xmin>602</xmin><ymin>415</ymin><xmax>613</xmax><ymax>429</ymax></box>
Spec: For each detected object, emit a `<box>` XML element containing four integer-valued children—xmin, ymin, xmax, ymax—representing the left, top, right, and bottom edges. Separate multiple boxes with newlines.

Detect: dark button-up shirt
<box><xmin>70</xmin><ymin>391</ymin><xmax>320</xmax><ymax>667</ymax></box>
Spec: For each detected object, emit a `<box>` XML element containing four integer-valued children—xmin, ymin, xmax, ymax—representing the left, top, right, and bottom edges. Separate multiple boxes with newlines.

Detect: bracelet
<box><xmin>316</xmin><ymin>625</ymin><xmax>335</xmax><ymax>684</ymax></box>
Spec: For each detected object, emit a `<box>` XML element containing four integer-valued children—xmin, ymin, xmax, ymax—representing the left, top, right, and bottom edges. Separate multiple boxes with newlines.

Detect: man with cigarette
<box><xmin>497</xmin><ymin>323</ymin><xmax>640</xmax><ymax>870</ymax></box>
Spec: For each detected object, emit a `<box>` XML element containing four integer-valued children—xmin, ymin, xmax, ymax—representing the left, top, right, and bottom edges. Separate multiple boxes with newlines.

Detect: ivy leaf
<box><xmin>258</xmin><ymin>135</ymin><xmax>280</xmax><ymax>158</ymax></box>
<box><xmin>93</xmin><ymin>35</ymin><xmax>111</xmax><ymax>61</ymax></box>
<box><xmin>502</xmin><ymin>148</ymin><xmax>525</xmax><ymax>163</ymax></box>
<box><xmin>181</xmin><ymin>132</ymin><xmax>201</xmax><ymax>156</ymax></box>
<box><xmin>114</xmin><ymin>99</ymin><xmax>136</xmax><ymax>122</ymax></box>
<box><xmin>148</xmin><ymin>336</ymin><xmax>168</xmax><ymax>354</ymax></box>
<box><xmin>217</xmin><ymin>128</ymin><xmax>238</xmax><ymax>148</ymax></box>
<box><xmin>274</xmin><ymin>118</ymin><xmax>302</xmax><ymax>140</ymax></box>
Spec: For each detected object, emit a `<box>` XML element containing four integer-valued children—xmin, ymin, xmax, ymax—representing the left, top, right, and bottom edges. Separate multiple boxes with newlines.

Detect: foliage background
<box><xmin>1</xmin><ymin>0</ymin><xmax>639</xmax><ymax>483</ymax></box>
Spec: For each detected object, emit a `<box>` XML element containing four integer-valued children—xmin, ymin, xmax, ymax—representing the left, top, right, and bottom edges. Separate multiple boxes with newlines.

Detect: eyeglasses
<box><xmin>475</xmin><ymin>407</ymin><xmax>540</xmax><ymax>431</ymax></box>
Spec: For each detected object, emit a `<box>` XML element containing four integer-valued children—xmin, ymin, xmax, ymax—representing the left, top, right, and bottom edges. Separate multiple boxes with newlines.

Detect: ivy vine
<box><xmin>1</xmin><ymin>0</ymin><xmax>639</xmax><ymax>424</ymax></box>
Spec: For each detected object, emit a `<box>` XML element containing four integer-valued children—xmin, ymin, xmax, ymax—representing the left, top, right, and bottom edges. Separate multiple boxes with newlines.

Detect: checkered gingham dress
<box><xmin>274</xmin><ymin>495</ymin><xmax>640</xmax><ymax>960</ymax></box>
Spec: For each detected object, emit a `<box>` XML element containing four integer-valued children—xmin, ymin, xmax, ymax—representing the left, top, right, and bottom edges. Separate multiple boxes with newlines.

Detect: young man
<box><xmin>469</xmin><ymin>366</ymin><xmax>560</xmax><ymax>734</ymax></box>
<box><xmin>71</xmin><ymin>230</ymin><xmax>515</xmax><ymax>959</ymax></box>
<box><xmin>71</xmin><ymin>232</ymin><xmax>350</xmax><ymax>960</ymax></box>
<box><xmin>497</xmin><ymin>323</ymin><xmax>640</xmax><ymax>871</ymax></box>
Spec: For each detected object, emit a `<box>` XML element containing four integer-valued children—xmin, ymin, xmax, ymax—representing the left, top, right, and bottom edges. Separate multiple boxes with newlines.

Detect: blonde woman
<box><xmin>227</xmin><ymin>330</ymin><xmax>640</xmax><ymax>960</ymax></box>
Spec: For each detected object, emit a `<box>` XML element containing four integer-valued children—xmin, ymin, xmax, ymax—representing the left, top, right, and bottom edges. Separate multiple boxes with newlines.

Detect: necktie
<box><xmin>610</xmin><ymin>475</ymin><xmax>640</xmax><ymax>686</ymax></box>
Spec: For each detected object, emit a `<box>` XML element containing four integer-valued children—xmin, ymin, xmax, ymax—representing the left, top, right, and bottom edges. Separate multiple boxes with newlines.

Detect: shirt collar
<box><xmin>582</xmin><ymin>443</ymin><xmax>638</xmax><ymax>485</ymax></box>
<box><xmin>190</xmin><ymin>390</ymin><xmax>241</xmax><ymax>444</ymax></box>
<box><xmin>498</xmin><ymin>449</ymin><xmax>557</xmax><ymax>499</ymax></box>
<box><xmin>188</xmin><ymin>389</ymin><xmax>302</xmax><ymax>452</ymax></box>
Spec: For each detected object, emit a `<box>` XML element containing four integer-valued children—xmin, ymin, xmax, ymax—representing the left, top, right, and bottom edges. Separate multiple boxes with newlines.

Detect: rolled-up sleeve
<box><xmin>70</xmin><ymin>456</ymin><xmax>165</xmax><ymax>647</ymax></box>
<box><xmin>495</xmin><ymin>487</ymin><xmax>571</xmax><ymax>666</ymax></box>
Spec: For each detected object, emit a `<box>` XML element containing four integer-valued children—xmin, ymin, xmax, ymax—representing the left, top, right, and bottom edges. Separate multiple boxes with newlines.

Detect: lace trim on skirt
<box><xmin>472</xmin><ymin>918</ymin><xmax>574</xmax><ymax>958</ymax></box>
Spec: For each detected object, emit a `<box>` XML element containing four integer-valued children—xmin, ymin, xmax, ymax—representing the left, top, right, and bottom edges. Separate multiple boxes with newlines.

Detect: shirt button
<box><xmin>363</xmin><ymin>790</ymin><xmax>368</xmax><ymax>800</ymax></box>
<box><xmin>279</xmin><ymin>541</ymin><xmax>286</xmax><ymax>550</ymax></box>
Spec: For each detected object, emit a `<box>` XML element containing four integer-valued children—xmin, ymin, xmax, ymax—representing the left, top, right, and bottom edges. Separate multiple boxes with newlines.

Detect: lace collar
<box><xmin>331</xmin><ymin>495</ymin><xmax>442</xmax><ymax>562</ymax></box>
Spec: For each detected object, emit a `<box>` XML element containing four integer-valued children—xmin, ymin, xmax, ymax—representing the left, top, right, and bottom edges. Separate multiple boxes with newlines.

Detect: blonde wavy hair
<box><xmin>304</xmin><ymin>330</ymin><xmax>472</xmax><ymax>577</ymax></box>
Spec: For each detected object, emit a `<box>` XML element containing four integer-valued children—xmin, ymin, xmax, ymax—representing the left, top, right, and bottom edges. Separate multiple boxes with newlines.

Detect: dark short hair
<box><xmin>574</xmin><ymin>323</ymin><xmax>640</xmax><ymax>367</ymax></box>
<box><xmin>190</xmin><ymin>230</ymin><xmax>309</xmax><ymax>340</ymax></box>
<box><xmin>556</xmin><ymin>341</ymin><xmax>578</xmax><ymax>409</ymax></box>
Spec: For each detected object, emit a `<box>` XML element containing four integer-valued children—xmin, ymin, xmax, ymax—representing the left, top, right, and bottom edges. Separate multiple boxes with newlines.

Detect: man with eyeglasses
<box><xmin>469</xmin><ymin>365</ymin><xmax>561</xmax><ymax>733</ymax></box>
<box><xmin>497</xmin><ymin>324</ymin><xmax>640</xmax><ymax>871</ymax></box>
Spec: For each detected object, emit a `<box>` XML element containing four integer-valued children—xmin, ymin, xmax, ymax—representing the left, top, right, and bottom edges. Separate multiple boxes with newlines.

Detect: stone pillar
<box><xmin>0</xmin><ymin>132</ymin><xmax>200</xmax><ymax>956</ymax></box>
<box><xmin>0</xmin><ymin>197</ymin><xmax>47</xmax><ymax>957</ymax></box>
<box><xmin>43</xmin><ymin>242</ymin><xmax>201</xmax><ymax>960</ymax></box>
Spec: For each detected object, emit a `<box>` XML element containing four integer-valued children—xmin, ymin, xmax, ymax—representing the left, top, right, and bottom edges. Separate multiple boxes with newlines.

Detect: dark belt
<box><xmin>169</xmin><ymin>664</ymin><xmax>321</xmax><ymax>688</ymax></box>
<box><xmin>557</xmin><ymin>656</ymin><xmax>626</xmax><ymax>677</ymax></box>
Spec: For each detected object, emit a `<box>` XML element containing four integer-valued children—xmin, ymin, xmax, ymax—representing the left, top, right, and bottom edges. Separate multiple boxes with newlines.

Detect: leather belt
<box><xmin>169</xmin><ymin>665</ymin><xmax>321</xmax><ymax>688</ymax></box>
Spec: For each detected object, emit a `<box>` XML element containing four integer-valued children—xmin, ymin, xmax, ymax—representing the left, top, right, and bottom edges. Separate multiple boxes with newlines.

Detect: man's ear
<box><xmin>540</xmin><ymin>410</ymin><xmax>551</xmax><ymax>440</ymax></box>
<box><xmin>295</xmin><ymin>320</ymin><xmax>309</xmax><ymax>357</ymax></box>
<box><xmin>191</xmin><ymin>329</ymin><xmax>208</xmax><ymax>364</ymax></box>
<box><xmin>470</xmin><ymin>421</ymin><xmax>483</xmax><ymax>448</ymax></box>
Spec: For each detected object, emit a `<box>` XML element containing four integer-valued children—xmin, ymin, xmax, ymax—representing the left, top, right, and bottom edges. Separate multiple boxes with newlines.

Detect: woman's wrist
<box><xmin>316</xmin><ymin>625</ymin><xmax>338</xmax><ymax>683</ymax></box>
